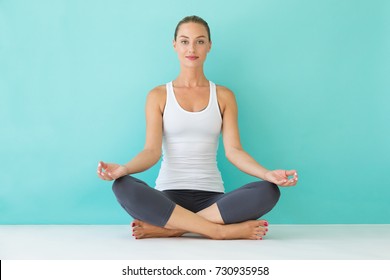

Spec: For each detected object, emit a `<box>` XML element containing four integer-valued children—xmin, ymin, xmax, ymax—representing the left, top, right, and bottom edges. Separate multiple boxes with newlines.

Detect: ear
<box><xmin>173</xmin><ymin>39</ymin><xmax>177</xmax><ymax>51</ymax></box>
<box><xmin>208</xmin><ymin>40</ymin><xmax>212</xmax><ymax>52</ymax></box>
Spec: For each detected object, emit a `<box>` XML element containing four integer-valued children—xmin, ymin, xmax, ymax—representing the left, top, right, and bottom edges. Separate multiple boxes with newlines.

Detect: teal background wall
<box><xmin>1</xmin><ymin>0</ymin><xmax>389</xmax><ymax>224</ymax></box>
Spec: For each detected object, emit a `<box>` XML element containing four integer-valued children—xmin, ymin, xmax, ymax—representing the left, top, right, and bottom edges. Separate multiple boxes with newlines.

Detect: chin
<box><xmin>181</xmin><ymin>60</ymin><xmax>205</xmax><ymax>68</ymax></box>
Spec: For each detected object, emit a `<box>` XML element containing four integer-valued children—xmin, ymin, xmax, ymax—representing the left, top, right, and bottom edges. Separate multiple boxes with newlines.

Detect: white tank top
<box><xmin>155</xmin><ymin>81</ymin><xmax>224</xmax><ymax>192</ymax></box>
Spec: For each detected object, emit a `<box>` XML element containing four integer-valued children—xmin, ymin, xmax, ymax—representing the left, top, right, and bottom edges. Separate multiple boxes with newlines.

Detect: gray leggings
<box><xmin>112</xmin><ymin>176</ymin><xmax>280</xmax><ymax>227</ymax></box>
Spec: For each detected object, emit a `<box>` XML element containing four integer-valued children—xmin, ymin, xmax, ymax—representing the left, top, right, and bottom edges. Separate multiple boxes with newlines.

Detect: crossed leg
<box><xmin>133</xmin><ymin>203</ymin><xmax>268</xmax><ymax>240</ymax></box>
<box><xmin>113</xmin><ymin>176</ymin><xmax>278</xmax><ymax>240</ymax></box>
<box><xmin>132</xmin><ymin>202</ymin><xmax>223</xmax><ymax>239</ymax></box>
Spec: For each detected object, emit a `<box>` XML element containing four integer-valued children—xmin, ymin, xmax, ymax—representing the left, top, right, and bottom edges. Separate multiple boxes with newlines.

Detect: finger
<box><xmin>277</xmin><ymin>178</ymin><xmax>295</xmax><ymax>187</ymax></box>
<box><xmin>102</xmin><ymin>170</ymin><xmax>114</xmax><ymax>180</ymax></box>
<box><xmin>276</xmin><ymin>179</ymin><xmax>289</xmax><ymax>186</ymax></box>
<box><xmin>97</xmin><ymin>170</ymin><xmax>105</xmax><ymax>180</ymax></box>
<box><xmin>287</xmin><ymin>180</ymin><xmax>297</xmax><ymax>186</ymax></box>
<box><xmin>101</xmin><ymin>161</ymin><xmax>110</xmax><ymax>170</ymax></box>
<box><xmin>283</xmin><ymin>179</ymin><xmax>297</xmax><ymax>187</ymax></box>
<box><xmin>97</xmin><ymin>161</ymin><xmax>103</xmax><ymax>173</ymax></box>
<box><xmin>97</xmin><ymin>170</ymin><xmax>109</xmax><ymax>180</ymax></box>
<box><xmin>107</xmin><ymin>171</ymin><xmax>117</xmax><ymax>180</ymax></box>
<box><xmin>98</xmin><ymin>162</ymin><xmax>115</xmax><ymax>180</ymax></box>
<box><xmin>98</xmin><ymin>161</ymin><xmax>109</xmax><ymax>176</ymax></box>
<box><xmin>97</xmin><ymin>162</ymin><xmax>106</xmax><ymax>177</ymax></box>
<box><xmin>97</xmin><ymin>168</ymin><xmax>106</xmax><ymax>179</ymax></box>
<box><xmin>98</xmin><ymin>169</ymin><xmax>113</xmax><ymax>181</ymax></box>
<box><xmin>291</xmin><ymin>172</ymin><xmax>298</xmax><ymax>183</ymax></box>
<box><xmin>284</xmin><ymin>170</ymin><xmax>298</xmax><ymax>183</ymax></box>
<box><xmin>285</xmin><ymin>170</ymin><xmax>297</xmax><ymax>177</ymax></box>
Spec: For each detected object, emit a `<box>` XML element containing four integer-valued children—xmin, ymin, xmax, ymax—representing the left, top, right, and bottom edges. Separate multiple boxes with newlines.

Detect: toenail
<box><xmin>264</xmin><ymin>221</ymin><xmax>269</xmax><ymax>226</ymax></box>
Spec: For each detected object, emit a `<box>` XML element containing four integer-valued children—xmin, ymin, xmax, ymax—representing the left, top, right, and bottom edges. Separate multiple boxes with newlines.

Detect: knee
<box><xmin>112</xmin><ymin>176</ymin><xmax>141</xmax><ymax>201</ymax></box>
<box><xmin>112</xmin><ymin>176</ymin><xmax>148</xmax><ymax>204</ymax></box>
<box><xmin>263</xmin><ymin>181</ymin><xmax>281</xmax><ymax>203</ymax></box>
<box><xmin>264</xmin><ymin>181</ymin><xmax>280</xmax><ymax>201</ymax></box>
<box><xmin>112</xmin><ymin>176</ymin><xmax>127</xmax><ymax>198</ymax></box>
<box><xmin>267</xmin><ymin>181</ymin><xmax>280</xmax><ymax>195</ymax></box>
<box><xmin>253</xmin><ymin>181</ymin><xmax>281</xmax><ymax>205</ymax></box>
<box><xmin>250</xmin><ymin>181</ymin><xmax>281</xmax><ymax>217</ymax></box>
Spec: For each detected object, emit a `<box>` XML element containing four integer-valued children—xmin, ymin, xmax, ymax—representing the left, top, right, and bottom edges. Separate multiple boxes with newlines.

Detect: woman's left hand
<box><xmin>264</xmin><ymin>170</ymin><xmax>298</xmax><ymax>187</ymax></box>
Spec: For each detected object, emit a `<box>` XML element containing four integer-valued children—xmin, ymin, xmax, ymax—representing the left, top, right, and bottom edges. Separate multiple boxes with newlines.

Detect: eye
<box><xmin>180</xmin><ymin>40</ymin><xmax>189</xmax><ymax>45</ymax></box>
<box><xmin>197</xmin><ymin>40</ymin><xmax>205</xmax><ymax>44</ymax></box>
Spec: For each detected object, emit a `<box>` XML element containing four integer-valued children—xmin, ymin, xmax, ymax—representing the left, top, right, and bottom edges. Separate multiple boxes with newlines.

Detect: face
<box><xmin>173</xmin><ymin>22</ymin><xmax>212</xmax><ymax>68</ymax></box>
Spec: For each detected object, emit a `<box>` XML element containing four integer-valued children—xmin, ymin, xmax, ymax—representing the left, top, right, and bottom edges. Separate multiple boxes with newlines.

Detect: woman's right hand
<box><xmin>97</xmin><ymin>161</ymin><xmax>128</xmax><ymax>181</ymax></box>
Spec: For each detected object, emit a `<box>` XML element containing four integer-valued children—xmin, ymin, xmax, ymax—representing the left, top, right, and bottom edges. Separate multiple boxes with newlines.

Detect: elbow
<box><xmin>153</xmin><ymin>149</ymin><xmax>162</xmax><ymax>162</ymax></box>
<box><xmin>144</xmin><ymin>148</ymin><xmax>162</xmax><ymax>163</ymax></box>
<box><xmin>225</xmin><ymin>150</ymin><xmax>233</xmax><ymax>163</ymax></box>
<box><xmin>225</xmin><ymin>147</ymin><xmax>243</xmax><ymax>163</ymax></box>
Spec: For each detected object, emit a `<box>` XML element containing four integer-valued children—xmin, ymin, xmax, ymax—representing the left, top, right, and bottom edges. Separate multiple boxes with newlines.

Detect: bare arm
<box><xmin>97</xmin><ymin>86</ymin><xmax>165</xmax><ymax>180</ymax></box>
<box><xmin>122</xmin><ymin>87</ymin><xmax>164</xmax><ymax>174</ymax></box>
<box><xmin>218</xmin><ymin>86</ymin><xmax>298</xmax><ymax>186</ymax></box>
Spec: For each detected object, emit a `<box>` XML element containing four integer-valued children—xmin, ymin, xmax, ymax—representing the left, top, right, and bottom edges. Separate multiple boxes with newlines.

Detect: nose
<box><xmin>188</xmin><ymin>42</ymin><xmax>196</xmax><ymax>53</ymax></box>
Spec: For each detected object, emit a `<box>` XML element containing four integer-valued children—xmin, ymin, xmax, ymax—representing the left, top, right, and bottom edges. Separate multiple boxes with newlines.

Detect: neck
<box><xmin>174</xmin><ymin>66</ymin><xmax>208</xmax><ymax>87</ymax></box>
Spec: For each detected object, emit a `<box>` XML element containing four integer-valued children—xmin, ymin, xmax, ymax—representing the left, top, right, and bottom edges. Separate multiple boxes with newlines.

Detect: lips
<box><xmin>185</xmin><ymin>56</ymin><xmax>199</xmax><ymax>61</ymax></box>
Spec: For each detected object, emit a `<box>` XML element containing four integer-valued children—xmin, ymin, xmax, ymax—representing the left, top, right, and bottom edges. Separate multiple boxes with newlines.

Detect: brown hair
<box><xmin>174</xmin><ymin>15</ymin><xmax>211</xmax><ymax>41</ymax></box>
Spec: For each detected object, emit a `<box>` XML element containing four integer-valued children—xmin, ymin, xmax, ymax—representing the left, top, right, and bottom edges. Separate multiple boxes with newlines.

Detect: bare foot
<box><xmin>132</xmin><ymin>219</ymin><xmax>186</xmax><ymax>239</ymax></box>
<box><xmin>216</xmin><ymin>220</ymin><xmax>268</xmax><ymax>240</ymax></box>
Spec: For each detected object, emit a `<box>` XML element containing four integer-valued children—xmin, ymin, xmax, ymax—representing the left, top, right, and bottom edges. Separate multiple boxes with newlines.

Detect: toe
<box><xmin>255</xmin><ymin>234</ymin><xmax>263</xmax><ymax>240</ymax></box>
<box><xmin>255</xmin><ymin>228</ymin><xmax>266</xmax><ymax>237</ymax></box>
<box><xmin>133</xmin><ymin>231</ymin><xmax>142</xmax><ymax>239</ymax></box>
<box><xmin>258</xmin><ymin>220</ymin><xmax>269</xmax><ymax>227</ymax></box>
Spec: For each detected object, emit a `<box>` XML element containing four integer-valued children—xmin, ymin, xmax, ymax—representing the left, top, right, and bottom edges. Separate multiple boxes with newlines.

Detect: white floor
<box><xmin>1</xmin><ymin>225</ymin><xmax>389</xmax><ymax>260</ymax></box>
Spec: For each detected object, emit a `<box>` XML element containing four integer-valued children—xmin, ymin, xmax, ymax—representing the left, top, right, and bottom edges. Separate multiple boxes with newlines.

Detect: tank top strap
<box><xmin>209</xmin><ymin>81</ymin><xmax>216</xmax><ymax>105</ymax></box>
<box><xmin>165</xmin><ymin>81</ymin><xmax>175</xmax><ymax>113</ymax></box>
<box><xmin>209</xmin><ymin>81</ymin><xmax>222</xmax><ymax>119</ymax></box>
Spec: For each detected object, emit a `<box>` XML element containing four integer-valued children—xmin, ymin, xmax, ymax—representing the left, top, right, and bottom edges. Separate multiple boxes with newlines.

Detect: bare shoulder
<box><xmin>216</xmin><ymin>85</ymin><xmax>237</xmax><ymax>112</ymax></box>
<box><xmin>147</xmin><ymin>85</ymin><xmax>166</xmax><ymax>111</ymax></box>
<box><xmin>216</xmin><ymin>85</ymin><xmax>234</xmax><ymax>95</ymax></box>
<box><xmin>148</xmin><ymin>85</ymin><xmax>166</xmax><ymax>99</ymax></box>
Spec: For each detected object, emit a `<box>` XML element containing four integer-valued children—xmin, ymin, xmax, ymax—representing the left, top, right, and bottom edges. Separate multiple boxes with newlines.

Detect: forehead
<box><xmin>177</xmin><ymin>22</ymin><xmax>208</xmax><ymax>37</ymax></box>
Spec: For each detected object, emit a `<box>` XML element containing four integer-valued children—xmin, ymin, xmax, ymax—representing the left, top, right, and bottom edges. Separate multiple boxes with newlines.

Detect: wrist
<box><xmin>122</xmin><ymin>164</ymin><xmax>130</xmax><ymax>175</ymax></box>
<box><xmin>260</xmin><ymin>169</ymin><xmax>271</xmax><ymax>180</ymax></box>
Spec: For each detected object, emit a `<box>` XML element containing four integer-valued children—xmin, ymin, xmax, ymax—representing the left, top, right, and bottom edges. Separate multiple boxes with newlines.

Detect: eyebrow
<box><xmin>179</xmin><ymin>35</ymin><xmax>207</xmax><ymax>39</ymax></box>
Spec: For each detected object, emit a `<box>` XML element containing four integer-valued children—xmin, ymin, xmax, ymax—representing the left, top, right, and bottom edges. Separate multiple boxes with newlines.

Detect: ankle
<box><xmin>213</xmin><ymin>224</ymin><xmax>226</xmax><ymax>240</ymax></box>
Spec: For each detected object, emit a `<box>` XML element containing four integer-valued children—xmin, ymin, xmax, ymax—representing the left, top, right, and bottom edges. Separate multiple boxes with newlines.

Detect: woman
<box><xmin>97</xmin><ymin>16</ymin><xmax>298</xmax><ymax>240</ymax></box>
